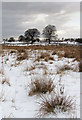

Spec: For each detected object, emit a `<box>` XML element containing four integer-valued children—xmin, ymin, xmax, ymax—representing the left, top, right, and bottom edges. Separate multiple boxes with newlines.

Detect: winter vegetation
<box><xmin>0</xmin><ymin>43</ymin><xmax>81</xmax><ymax>118</ymax></box>
<box><xmin>1</xmin><ymin>1</ymin><xmax>81</xmax><ymax>118</ymax></box>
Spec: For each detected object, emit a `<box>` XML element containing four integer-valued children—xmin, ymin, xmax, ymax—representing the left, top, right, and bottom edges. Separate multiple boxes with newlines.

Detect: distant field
<box><xmin>1</xmin><ymin>44</ymin><xmax>81</xmax><ymax>61</ymax></box>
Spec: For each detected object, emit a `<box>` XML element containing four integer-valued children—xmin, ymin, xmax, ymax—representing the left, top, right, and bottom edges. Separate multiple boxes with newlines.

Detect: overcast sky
<box><xmin>2</xmin><ymin>2</ymin><xmax>80</xmax><ymax>39</ymax></box>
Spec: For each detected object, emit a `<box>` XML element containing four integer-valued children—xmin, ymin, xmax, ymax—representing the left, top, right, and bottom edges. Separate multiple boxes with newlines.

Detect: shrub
<box><xmin>28</xmin><ymin>77</ymin><xmax>55</xmax><ymax>96</ymax></box>
<box><xmin>37</xmin><ymin>94</ymin><xmax>75</xmax><ymax>117</ymax></box>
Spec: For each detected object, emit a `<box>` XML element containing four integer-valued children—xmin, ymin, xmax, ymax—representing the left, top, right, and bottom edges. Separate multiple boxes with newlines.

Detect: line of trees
<box><xmin>3</xmin><ymin>24</ymin><xmax>58</xmax><ymax>44</ymax></box>
<box><xmin>3</xmin><ymin>24</ymin><xmax>82</xmax><ymax>44</ymax></box>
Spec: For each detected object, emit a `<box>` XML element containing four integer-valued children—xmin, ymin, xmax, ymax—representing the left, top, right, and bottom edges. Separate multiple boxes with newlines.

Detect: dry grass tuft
<box><xmin>59</xmin><ymin>51</ymin><xmax>80</xmax><ymax>61</ymax></box>
<box><xmin>52</xmin><ymin>51</ymin><xmax>56</xmax><ymax>55</ymax></box>
<box><xmin>35</xmin><ymin>52</ymin><xmax>51</xmax><ymax>62</ymax></box>
<box><xmin>48</xmin><ymin>56</ymin><xmax>54</xmax><ymax>61</ymax></box>
<box><xmin>49</xmin><ymin>61</ymin><xmax>53</xmax><ymax>64</ymax></box>
<box><xmin>37</xmin><ymin>94</ymin><xmax>75</xmax><ymax>117</ymax></box>
<box><xmin>17</xmin><ymin>49</ymin><xmax>26</xmax><ymax>53</ymax></box>
<box><xmin>57</xmin><ymin>65</ymin><xmax>72</xmax><ymax>74</ymax></box>
<box><xmin>35</xmin><ymin>52</ymin><xmax>54</xmax><ymax>62</ymax></box>
<box><xmin>44</xmin><ymin>57</ymin><xmax>48</xmax><ymax>62</ymax></box>
<box><xmin>40</xmin><ymin>53</ymin><xmax>50</xmax><ymax>59</ymax></box>
<box><xmin>2</xmin><ymin>78</ymin><xmax>11</xmax><ymax>86</ymax></box>
<box><xmin>35</xmin><ymin>56</ymin><xmax>41</xmax><ymax>62</ymax></box>
<box><xmin>25</xmin><ymin>65</ymin><xmax>35</xmax><ymax>71</ymax></box>
<box><xmin>10</xmin><ymin>50</ymin><xmax>16</xmax><ymax>54</ymax></box>
<box><xmin>17</xmin><ymin>52</ymin><xmax>28</xmax><ymax>61</ymax></box>
<box><xmin>0</xmin><ymin>69</ymin><xmax>4</xmax><ymax>75</ymax></box>
<box><xmin>28</xmin><ymin>77</ymin><xmax>55</xmax><ymax>96</ymax></box>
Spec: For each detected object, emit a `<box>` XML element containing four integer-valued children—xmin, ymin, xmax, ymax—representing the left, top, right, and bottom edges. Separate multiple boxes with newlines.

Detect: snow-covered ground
<box><xmin>1</xmin><ymin>41</ymin><xmax>82</xmax><ymax>46</ymax></box>
<box><xmin>0</xmin><ymin>48</ymin><xmax>80</xmax><ymax>119</ymax></box>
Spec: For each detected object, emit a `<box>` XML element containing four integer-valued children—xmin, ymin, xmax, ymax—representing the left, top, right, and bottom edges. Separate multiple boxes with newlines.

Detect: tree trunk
<box><xmin>31</xmin><ymin>36</ymin><xmax>34</xmax><ymax>44</ymax></box>
<box><xmin>49</xmin><ymin>39</ymin><xmax>50</xmax><ymax>44</ymax></box>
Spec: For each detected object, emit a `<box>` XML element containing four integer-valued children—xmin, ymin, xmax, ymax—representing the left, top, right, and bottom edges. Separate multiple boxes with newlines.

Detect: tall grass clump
<box><xmin>28</xmin><ymin>76</ymin><xmax>55</xmax><ymax>96</ymax></box>
<box><xmin>37</xmin><ymin>94</ymin><xmax>75</xmax><ymax>117</ymax></box>
<box><xmin>56</xmin><ymin>65</ymin><xmax>72</xmax><ymax>74</ymax></box>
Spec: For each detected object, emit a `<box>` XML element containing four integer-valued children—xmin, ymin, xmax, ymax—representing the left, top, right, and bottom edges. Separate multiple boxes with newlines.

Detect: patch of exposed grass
<box><xmin>35</xmin><ymin>52</ymin><xmax>51</xmax><ymax>62</ymax></box>
<box><xmin>36</xmin><ymin>54</ymin><xmax>54</xmax><ymax>62</ymax></box>
<box><xmin>17</xmin><ymin>52</ymin><xmax>28</xmax><ymax>61</ymax></box>
<box><xmin>25</xmin><ymin>65</ymin><xmax>35</xmax><ymax>71</ymax></box>
<box><xmin>44</xmin><ymin>57</ymin><xmax>48</xmax><ymax>62</ymax></box>
<box><xmin>0</xmin><ymin>69</ymin><xmax>4</xmax><ymax>75</ymax></box>
<box><xmin>52</xmin><ymin>51</ymin><xmax>56</xmax><ymax>55</ymax></box>
<box><xmin>48</xmin><ymin>56</ymin><xmax>54</xmax><ymax>61</ymax></box>
<box><xmin>2</xmin><ymin>78</ymin><xmax>11</xmax><ymax>86</ymax></box>
<box><xmin>57</xmin><ymin>65</ymin><xmax>72</xmax><ymax>74</ymax></box>
<box><xmin>37</xmin><ymin>94</ymin><xmax>75</xmax><ymax>117</ymax></box>
<box><xmin>10</xmin><ymin>50</ymin><xmax>16</xmax><ymax>54</ymax></box>
<box><xmin>3</xmin><ymin>45</ymin><xmax>80</xmax><ymax>61</ymax></box>
<box><xmin>40</xmin><ymin>53</ymin><xmax>50</xmax><ymax>59</ymax></box>
<box><xmin>49</xmin><ymin>61</ymin><xmax>53</xmax><ymax>64</ymax></box>
<box><xmin>17</xmin><ymin>49</ymin><xmax>26</xmax><ymax>53</ymax></box>
<box><xmin>28</xmin><ymin>77</ymin><xmax>55</xmax><ymax>96</ymax></box>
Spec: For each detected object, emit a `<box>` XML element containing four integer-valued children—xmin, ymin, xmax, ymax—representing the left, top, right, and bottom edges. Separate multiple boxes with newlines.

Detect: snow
<box><xmin>1</xmin><ymin>41</ymin><xmax>82</xmax><ymax>46</ymax></box>
<box><xmin>0</xmin><ymin>48</ymin><xmax>80</xmax><ymax>119</ymax></box>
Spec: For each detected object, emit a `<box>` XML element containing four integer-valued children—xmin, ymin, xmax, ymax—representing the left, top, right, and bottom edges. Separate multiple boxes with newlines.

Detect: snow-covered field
<box><xmin>1</xmin><ymin>41</ymin><xmax>82</xmax><ymax>46</ymax></box>
<box><xmin>0</xmin><ymin>46</ymin><xmax>80</xmax><ymax>119</ymax></box>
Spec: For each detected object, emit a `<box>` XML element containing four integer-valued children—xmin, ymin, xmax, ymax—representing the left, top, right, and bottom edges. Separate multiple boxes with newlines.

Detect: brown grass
<box><xmin>2</xmin><ymin>78</ymin><xmax>11</xmax><ymax>86</ymax></box>
<box><xmin>49</xmin><ymin>61</ymin><xmax>53</xmax><ymax>64</ymax></box>
<box><xmin>52</xmin><ymin>51</ymin><xmax>56</xmax><ymax>55</ymax></box>
<box><xmin>39</xmin><ymin>53</ymin><xmax>50</xmax><ymax>59</ymax></box>
<box><xmin>17</xmin><ymin>49</ymin><xmax>26</xmax><ymax>53</ymax></box>
<box><xmin>37</xmin><ymin>94</ymin><xmax>75</xmax><ymax>117</ymax></box>
<box><xmin>17</xmin><ymin>52</ymin><xmax>28</xmax><ymax>61</ymax></box>
<box><xmin>25</xmin><ymin>65</ymin><xmax>35</xmax><ymax>71</ymax></box>
<box><xmin>0</xmin><ymin>69</ymin><xmax>4</xmax><ymax>75</ymax></box>
<box><xmin>44</xmin><ymin>57</ymin><xmax>48</xmax><ymax>62</ymax></box>
<box><xmin>48</xmin><ymin>56</ymin><xmax>54</xmax><ymax>61</ymax></box>
<box><xmin>1</xmin><ymin>44</ymin><xmax>81</xmax><ymax>61</ymax></box>
<box><xmin>57</xmin><ymin>65</ymin><xmax>72</xmax><ymax>74</ymax></box>
<box><xmin>10</xmin><ymin>50</ymin><xmax>17</xmax><ymax>54</ymax></box>
<box><xmin>28</xmin><ymin>77</ymin><xmax>55</xmax><ymax>96</ymax></box>
<box><xmin>35</xmin><ymin>52</ymin><xmax>54</xmax><ymax>62</ymax></box>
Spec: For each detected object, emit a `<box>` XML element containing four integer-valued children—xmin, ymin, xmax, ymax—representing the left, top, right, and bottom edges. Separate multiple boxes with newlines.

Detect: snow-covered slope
<box><xmin>0</xmin><ymin>49</ymin><xmax>80</xmax><ymax>118</ymax></box>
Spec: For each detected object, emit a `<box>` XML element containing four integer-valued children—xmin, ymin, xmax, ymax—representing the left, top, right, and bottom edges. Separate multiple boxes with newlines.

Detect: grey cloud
<box><xmin>2</xmin><ymin>2</ymin><xmax>80</xmax><ymax>39</ymax></box>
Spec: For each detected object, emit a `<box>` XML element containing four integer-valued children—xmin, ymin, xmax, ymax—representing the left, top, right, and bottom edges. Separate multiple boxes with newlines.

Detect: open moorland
<box><xmin>0</xmin><ymin>44</ymin><xmax>81</xmax><ymax>118</ymax></box>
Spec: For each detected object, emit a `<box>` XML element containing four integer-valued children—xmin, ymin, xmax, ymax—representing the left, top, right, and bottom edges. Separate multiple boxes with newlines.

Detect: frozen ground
<box><xmin>0</xmin><ymin>48</ymin><xmax>80</xmax><ymax>119</ymax></box>
<box><xmin>1</xmin><ymin>41</ymin><xmax>82</xmax><ymax>46</ymax></box>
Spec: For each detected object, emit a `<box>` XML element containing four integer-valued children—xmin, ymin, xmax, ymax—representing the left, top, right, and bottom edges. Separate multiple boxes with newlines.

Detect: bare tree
<box><xmin>43</xmin><ymin>25</ymin><xmax>57</xmax><ymax>44</ymax></box>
